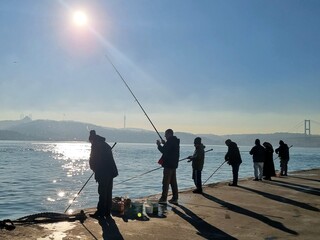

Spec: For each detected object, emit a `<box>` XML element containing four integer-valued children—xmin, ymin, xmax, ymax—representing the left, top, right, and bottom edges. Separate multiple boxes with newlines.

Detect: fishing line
<box><xmin>203</xmin><ymin>160</ymin><xmax>227</xmax><ymax>185</ymax></box>
<box><xmin>115</xmin><ymin>148</ymin><xmax>213</xmax><ymax>186</ymax></box>
<box><xmin>64</xmin><ymin>142</ymin><xmax>117</xmax><ymax>213</ymax></box>
<box><xmin>104</xmin><ymin>53</ymin><xmax>164</xmax><ymax>142</ymax></box>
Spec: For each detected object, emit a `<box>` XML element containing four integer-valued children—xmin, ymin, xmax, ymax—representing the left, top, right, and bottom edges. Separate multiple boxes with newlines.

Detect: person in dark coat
<box><xmin>187</xmin><ymin>137</ymin><xmax>205</xmax><ymax>194</ymax></box>
<box><xmin>225</xmin><ymin>139</ymin><xmax>242</xmax><ymax>186</ymax></box>
<box><xmin>157</xmin><ymin>129</ymin><xmax>180</xmax><ymax>204</ymax></box>
<box><xmin>262</xmin><ymin>142</ymin><xmax>276</xmax><ymax>180</ymax></box>
<box><xmin>249</xmin><ymin>139</ymin><xmax>266</xmax><ymax>181</ymax></box>
<box><xmin>89</xmin><ymin>130</ymin><xmax>118</xmax><ymax>219</ymax></box>
<box><xmin>275</xmin><ymin>140</ymin><xmax>290</xmax><ymax>176</ymax></box>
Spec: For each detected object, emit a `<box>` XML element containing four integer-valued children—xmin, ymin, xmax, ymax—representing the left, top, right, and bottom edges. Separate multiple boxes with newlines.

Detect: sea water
<box><xmin>0</xmin><ymin>141</ymin><xmax>319</xmax><ymax>220</ymax></box>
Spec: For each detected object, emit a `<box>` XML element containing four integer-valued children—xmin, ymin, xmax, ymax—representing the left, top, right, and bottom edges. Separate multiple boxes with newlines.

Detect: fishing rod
<box><xmin>64</xmin><ymin>142</ymin><xmax>117</xmax><ymax>214</ymax></box>
<box><xmin>105</xmin><ymin>53</ymin><xmax>164</xmax><ymax>142</ymax></box>
<box><xmin>203</xmin><ymin>160</ymin><xmax>227</xmax><ymax>186</ymax></box>
<box><xmin>115</xmin><ymin>148</ymin><xmax>213</xmax><ymax>186</ymax></box>
<box><xmin>202</xmin><ymin>145</ymin><xmax>293</xmax><ymax>186</ymax></box>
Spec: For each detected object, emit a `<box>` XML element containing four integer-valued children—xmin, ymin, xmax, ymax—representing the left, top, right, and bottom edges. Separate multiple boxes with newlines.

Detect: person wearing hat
<box><xmin>187</xmin><ymin>137</ymin><xmax>205</xmax><ymax>194</ymax></box>
<box><xmin>225</xmin><ymin>139</ymin><xmax>242</xmax><ymax>186</ymax></box>
<box><xmin>89</xmin><ymin>130</ymin><xmax>118</xmax><ymax>219</ymax></box>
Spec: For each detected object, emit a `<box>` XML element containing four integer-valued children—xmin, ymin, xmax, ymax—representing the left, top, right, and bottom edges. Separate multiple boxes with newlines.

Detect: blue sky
<box><xmin>0</xmin><ymin>0</ymin><xmax>319</xmax><ymax>135</ymax></box>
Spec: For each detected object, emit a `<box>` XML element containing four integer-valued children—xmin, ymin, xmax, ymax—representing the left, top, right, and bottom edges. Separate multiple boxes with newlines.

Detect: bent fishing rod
<box><xmin>105</xmin><ymin>54</ymin><xmax>164</xmax><ymax>142</ymax></box>
<box><xmin>115</xmin><ymin>148</ymin><xmax>213</xmax><ymax>186</ymax></box>
<box><xmin>64</xmin><ymin>142</ymin><xmax>117</xmax><ymax>213</ymax></box>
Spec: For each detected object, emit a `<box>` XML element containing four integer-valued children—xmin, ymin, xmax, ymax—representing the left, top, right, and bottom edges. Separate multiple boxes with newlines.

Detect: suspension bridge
<box><xmin>286</xmin><ymin>120</ymin><xmax>320</xmax><ymax>136</ymax></box>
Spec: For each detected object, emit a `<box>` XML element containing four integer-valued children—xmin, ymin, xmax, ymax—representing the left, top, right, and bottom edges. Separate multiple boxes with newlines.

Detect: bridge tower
<box><xmin>304</xmin><ymin>120</ymin><xmax>311</xmax><ymax>135</ymax></box>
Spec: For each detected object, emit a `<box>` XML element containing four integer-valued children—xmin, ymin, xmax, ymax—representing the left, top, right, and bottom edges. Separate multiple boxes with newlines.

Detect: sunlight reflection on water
<box><xmin>0</xmin><ymin>141</ymin><xmax>319</xmax><ymax>220</ymax></box>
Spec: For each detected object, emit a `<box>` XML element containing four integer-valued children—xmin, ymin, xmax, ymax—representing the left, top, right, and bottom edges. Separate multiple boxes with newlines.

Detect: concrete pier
<box><xmin>1</xmin><ymin>169</ymin><xmax>319</xmax><ymax>239</ymax></box>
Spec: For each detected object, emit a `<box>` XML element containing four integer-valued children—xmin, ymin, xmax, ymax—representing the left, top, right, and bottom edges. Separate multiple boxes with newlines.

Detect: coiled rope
<box><xmin>0</xmin><ymin>210</ymin><xmax>86</xmax><ymax>230</ymax></box>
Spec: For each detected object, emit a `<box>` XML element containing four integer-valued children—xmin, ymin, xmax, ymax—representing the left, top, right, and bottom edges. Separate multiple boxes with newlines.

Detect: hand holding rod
<box><xmin>115</xmin><ymin>148</ymin><xmax>213</xmax><ymax>186</ymax></box>
<box><xmin>274</xmin><ymin>145</ymin><xmax>293</xmax><ymax>161</ymax></box>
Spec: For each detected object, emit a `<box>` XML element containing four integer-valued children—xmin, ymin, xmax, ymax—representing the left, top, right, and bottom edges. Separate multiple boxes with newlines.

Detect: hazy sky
<box><xmin>1</xmin><ymin>0</ymin><xmax>319</xmax><ymax>135</ymax></box>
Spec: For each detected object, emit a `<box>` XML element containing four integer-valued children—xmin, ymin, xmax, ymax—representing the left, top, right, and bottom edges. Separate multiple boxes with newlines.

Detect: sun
<box><xmin>72</xmin><ymin>10</ymin><xmax>88</xmax><ymax>27</ymax></box>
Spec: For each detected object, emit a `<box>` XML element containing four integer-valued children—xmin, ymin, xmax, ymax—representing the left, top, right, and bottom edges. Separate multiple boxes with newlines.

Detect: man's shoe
<box><xmin>228</xmin><ymin>183</ymin><xmax>238</xmax><ymax>186</ymax></box>
<box><xmin>253</xmin><ymin>178</ymin><xmax>259</xmax><ymax>181</ymax></box>
<box><xmin>168</xmin><ymin>198</ymin><xmax>178</xmax><ymax>205</ymax></box>
<box><xmin>192</xmin><ymin>189</ymin><xmax>203</xmax><ymax>194</ymax></box>
<box><xmin>158</xmin><ymin>198</ymin><xmax>167</xmax><ymax>204</ymax></box>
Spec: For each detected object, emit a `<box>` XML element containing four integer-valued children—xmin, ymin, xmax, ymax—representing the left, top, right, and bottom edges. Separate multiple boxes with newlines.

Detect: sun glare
<box><xmin>73</xmin><ymin>10</ymin><xmax>88</xmax><ymax>27</ymax></box>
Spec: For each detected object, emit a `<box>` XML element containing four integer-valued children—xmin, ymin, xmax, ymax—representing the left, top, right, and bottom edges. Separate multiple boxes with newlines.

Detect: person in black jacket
<box><xmin>225</xmin><ymin>139</ymin><xmax>242</xmax><ymax>186</ymax></box>
<box><xmin>275</xmin><ymin>140</ymin><xmax>290</xmax><ymax>176</ymax></box>
<box><xmin>89</xmin><ymin>130</ymin><xmax>118</xmax><ymax>219</ymax></box>
<box><xmin>249</xmin><ymin>139</ymin><xmax>266</xmax><ymax>181</ymax></box>
<box><xmin>157</xmin><ymin>129</ymin><xmax>180</xmax><ymax>204</ymax></box>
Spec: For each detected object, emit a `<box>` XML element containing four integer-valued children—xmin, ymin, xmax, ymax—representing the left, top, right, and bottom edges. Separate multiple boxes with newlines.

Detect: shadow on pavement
<box><xmin>171</xmin><ymin>203</ymin><xmax>237</xmax><ymax>240</ymax></box>
<box><xmin>238</xmin><ymin>185</ymin><xmax>319</xmax><ymax>212</ymax></box>
<box><xmin>202</xmin><ymin>193</ymin><xmax>298</xmax><ymax>236</ymax></box>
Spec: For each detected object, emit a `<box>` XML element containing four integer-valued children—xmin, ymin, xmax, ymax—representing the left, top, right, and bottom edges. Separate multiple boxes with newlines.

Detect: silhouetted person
<box><xmin>275</xmin><ymin>140</ymin><xmax>290</xmax><ymax>176</ymax></box>
<box><xmin>187</xmin><ymin>137</ymin><xmax>205</xmax><ymax>194</ymax></box>
<box><xmin>262</xmin><ymin>142</ymin><xmax>276</xmax><ymax>180</ymax></box>
<box><xmin>89</xmin><ymin>130</ymin><xmax>118</xmax><ymax>219</ymax></box>
<box><xmin>225</xmin><ymin>139</ymin><xmax>242</xmax><ymax>186</ymax></box>
<box><xmin>157</xmin><ymin>129</ymin><xmax>180</xmax><ymax>204</ymax></box>
<box><xmin>249</xmin><ymin>139</ymin><xmax>265</xmax><ymax>181</ymax></box>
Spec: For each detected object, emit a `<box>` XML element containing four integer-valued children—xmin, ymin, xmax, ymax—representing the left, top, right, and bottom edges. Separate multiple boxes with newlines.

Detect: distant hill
<box><xmin>0</xmin><ymin>118</ymin><xmax>319</xmax><ymax>147</ymax></box>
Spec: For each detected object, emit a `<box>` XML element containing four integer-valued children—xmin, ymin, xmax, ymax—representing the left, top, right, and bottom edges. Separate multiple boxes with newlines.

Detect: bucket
<box><xmin>145</xmin><ymin>204</ymin><xmax>153</xmax><ymax>215</ymax></box>
<box><xmin>152</xmin><ymin>203</ymin><xmax>159</xmax><ymax>215</ymax></box>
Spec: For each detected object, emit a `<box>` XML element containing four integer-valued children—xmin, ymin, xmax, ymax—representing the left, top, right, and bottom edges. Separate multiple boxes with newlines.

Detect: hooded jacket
<box><xmin>190</xmin><ymin>144</ymin><xmax>205</xmax><ymax>171</ymax></box>
<box><xmin>225</xmin><ymin>141</ymin><xmax>242</xmax><ymax>165</ymax></box>
<box><xmin>89</xmin><ymin>135</ymin><xmax>118</xmax><ymax>181</ymax></box>
<box><xmin>275</xmin><ymin>141</ymin><xmax>290</xmax><ymax>161</ymax></box>
<box><xmin>249</xmin><ymin>143</ymin><xmax>266</xmax><ymax>162</ymax></box>
<box><xmin>158</xmin><ymin>136</ymin><xmax>180</xmax><ymax>169</ymax></box>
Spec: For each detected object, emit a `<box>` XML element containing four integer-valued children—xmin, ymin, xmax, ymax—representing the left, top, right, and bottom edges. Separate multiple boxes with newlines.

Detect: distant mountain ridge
<box><xmin>0</xmin><ymin>117</ymin><xmax>319</xmax><ymax>147</ymax></box>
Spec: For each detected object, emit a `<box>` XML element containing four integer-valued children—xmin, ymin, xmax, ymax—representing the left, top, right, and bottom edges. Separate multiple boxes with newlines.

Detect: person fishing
<box><xmin>89</xmin><ymin>130</ymin><xmax>118</xmax><ymax>219</ymax></box>
<box><xmin>275</xmin><ymin>140</ymin><xmax>290</xmax><ymax>176</ymax></box>
<box><xmin>156</xmin><ymin>129</ymin><xmax>180</xmax><ymax>205</ymax></box>
<box><xmin>225</xmin><ymin>139</ymin><xmax>242</xmax><ymax>186</ymax></box>
<box><xmin>187</xmin><ymin>137</ymin><xmax>205</xmax><ymax>194</ymax></box>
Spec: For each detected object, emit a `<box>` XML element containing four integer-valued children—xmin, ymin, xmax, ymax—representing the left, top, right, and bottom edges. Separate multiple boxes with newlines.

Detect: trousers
<box><xmin>97</xmin><ymin>177</ymin><xmax>113</xmax><ymax>216</ymax></box>
<box><xmin>161</xmin><ymin>168</ymin><xmax>178</xmax><ymax>200</ymax></box>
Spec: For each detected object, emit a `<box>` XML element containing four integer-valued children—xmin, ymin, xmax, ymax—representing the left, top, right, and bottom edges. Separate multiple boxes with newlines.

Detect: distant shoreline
<box><xmin>1</xmin><ymin>118</ymin><xmax>320</xmax><ymax>147</ymax></box>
